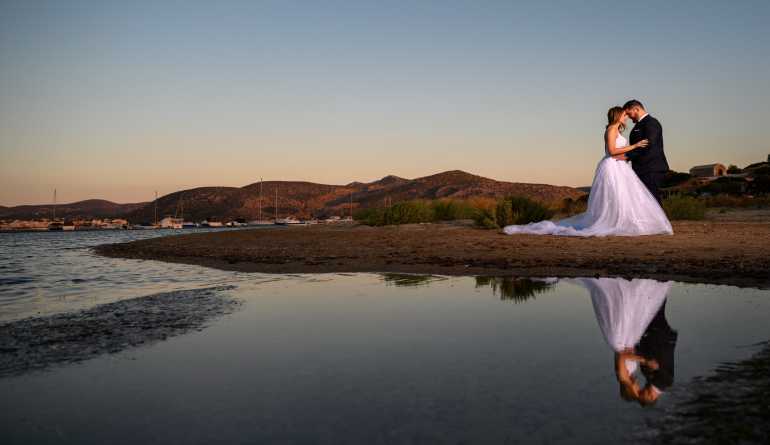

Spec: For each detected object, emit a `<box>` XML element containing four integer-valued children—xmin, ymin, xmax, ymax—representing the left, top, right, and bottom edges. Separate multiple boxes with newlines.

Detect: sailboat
<box><xmin>275</xmin><ymin>218</ymin><xmax>303</xmax><ymax>225</ymax></box>
<box><xmin>161</xmin><ymin>193</ymin><xmax>184</xmax><ymax>229</ymax></box>
<box><xmin>48</xmin><ymin>189</ymin><xmax>63</xmax><ymax>231</ymax></box>
<box><xmin>249</xmin><ymin>178</ymin><xmax>275</xmax><ymax>225</ymax></box>
<box><xmin>271</xmin><ymin>184</ymin><xmax>301</xmax><ymax>225</ymax></box>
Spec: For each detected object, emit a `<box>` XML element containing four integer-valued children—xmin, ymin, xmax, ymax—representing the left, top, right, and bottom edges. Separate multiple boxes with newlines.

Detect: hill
<box><xmin>0</xmin><ymin>199</ymin><xmax>147</xmax><ymax>221</ymax></box>
<box><xmin>125</xmin><ymin>170</ymin><xmax>584</xmax><ymax>223</ymax></box>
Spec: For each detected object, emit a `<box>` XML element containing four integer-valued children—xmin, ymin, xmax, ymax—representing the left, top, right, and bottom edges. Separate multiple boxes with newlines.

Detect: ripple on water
<box><xmin>0</xmin><ymin>277</ymin><xmax>35</xmax><ymax>286</ymax></box>
<box><xmin>0</xmin><ymin>228</ymin><xmax>255</xmax><ymax>322</ymax></box>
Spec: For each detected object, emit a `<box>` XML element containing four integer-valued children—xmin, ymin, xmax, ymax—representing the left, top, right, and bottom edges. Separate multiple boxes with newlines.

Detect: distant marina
<box><xmin>0</xmin><ymin>216</ymin><xmax>353</xmax><ymax>233</ymax></box>
<box><xmin>0</xmin><ymin>183</ymin><xmax>353</xmax><ymax>232</ymax></box>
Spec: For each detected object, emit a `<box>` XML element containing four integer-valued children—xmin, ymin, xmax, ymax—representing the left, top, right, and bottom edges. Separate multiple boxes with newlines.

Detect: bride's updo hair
<box><xmin>607</xmin><ymin>106</ymin><xmax>626</xmax><ymax>132</ymax></box>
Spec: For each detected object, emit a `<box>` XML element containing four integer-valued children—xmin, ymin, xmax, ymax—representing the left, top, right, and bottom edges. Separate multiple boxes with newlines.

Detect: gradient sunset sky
<box><xmin>1</xmin><ymin>0</ymin><xmax>768</xmax><ymax>206</ymax></box>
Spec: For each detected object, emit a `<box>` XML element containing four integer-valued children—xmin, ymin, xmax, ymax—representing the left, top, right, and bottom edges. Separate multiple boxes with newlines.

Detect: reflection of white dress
<box><xmin>572</xmin><ymin>277</ymin><xmax>671</xmax><ymax>351</ymax></box>
<box><xmin>503</xmin><ymin>133</ymin><xmax>673</xmax><ymax>237</ymax></box>
<box><xmin>571</xmin><ymin>277</ymin><xmax>672</xmax><ymax>375</ymax></box>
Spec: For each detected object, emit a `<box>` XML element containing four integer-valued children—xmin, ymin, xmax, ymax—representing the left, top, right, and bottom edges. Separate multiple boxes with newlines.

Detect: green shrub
<box><xmin>431</xmin><ymin>199</ymin><xmax>477</xmax><ymax>221</ymax></box>
<box><xmin>494</xmin><ymin>196</ymin><xmax>555</xmax><ymax>228</ymax></box>
<box><xmin>702</xmin><ymin>193</ymin><xmax>770</xmax><ymax>208</ymax></box>
<box><xmin>354</xmin><ymin>200</ymin><xmax>435</xmax><ymax>226</ymax></box>
<box><xmin>353</xmin><ymin>207</ymin><xmax>386</xmax><ymax>225</ymax></box>
<box><xmin>355</xmin><ymin>196</ymin><xmax>553</xmax><ymax>228</ymax></box>
<box><xmin>384</xmin><ymin>201</ymin><xmax>435</xmax><ymax>225</ymax></box>
<box><xmin>662</xmin><ymin>195</ymin><xmax>706</xmax><ymax>220</ymax></box>
<box><xmin>699</xmin><ymin>176</ymin><xmax>748</xmax><ymax>195</ymax></box>
<box><xmin>472</xmin><ymin>207</ymin><xmax>499</xmax><ymax>229</ymax></box>
<box><xmin>750</xmin><ymin>175</ymin><xmax>770</xmax><ymax>195</ymax></box>
<box><xmin>663</xmin><ymin>170</ymin><xmax>692</xmax><ymax>188</ymax></box>
<box><xmin>559</xmin><ymin>196</ymin><xmax>588</xmax><ymax>217</ymax></box>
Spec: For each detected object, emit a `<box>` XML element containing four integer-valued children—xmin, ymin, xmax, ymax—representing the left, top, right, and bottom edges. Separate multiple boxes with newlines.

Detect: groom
<box><xmin>635</xmin><ymin>300</ymin><xmax>678</xmax><ymax>406</ymax></box>
<box><xmin>622</xmin><ymin>100</ymin><xmax>669</xmax><ymax>203</ymax></box>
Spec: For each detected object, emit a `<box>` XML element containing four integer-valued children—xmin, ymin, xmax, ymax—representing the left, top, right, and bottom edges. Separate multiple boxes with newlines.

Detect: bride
<box><xmin>503</xmin><ymin>107</ymin><xmax>673</xmax><ymax>236</ymax></box>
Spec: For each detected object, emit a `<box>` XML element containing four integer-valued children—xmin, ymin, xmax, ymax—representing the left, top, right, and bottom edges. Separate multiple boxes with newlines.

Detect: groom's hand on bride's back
<box><xmin>625</xmin><ymin>139</ymin><xmax>648</xmax><ymax>161</ymax></box>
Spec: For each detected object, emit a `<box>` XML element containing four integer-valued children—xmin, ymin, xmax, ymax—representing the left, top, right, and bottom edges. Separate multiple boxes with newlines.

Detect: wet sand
<box><xmin>95</xmin><ymin>212</ymin><xmax>770</xmax><ymax>288</ymax></box>
<box><xmin>640</xmin><ymin>340</ymin><xmax>770</xmax><ymax>444</ymax></box>
<box><xmin>0</xmin><ymin>286</ymin><xmax>239</xmax><ymax>377</ymax></box>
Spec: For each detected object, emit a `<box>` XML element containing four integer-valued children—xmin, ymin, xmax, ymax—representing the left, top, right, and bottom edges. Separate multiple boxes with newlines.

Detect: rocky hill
<box><xmin>124</xmin><ymin>170</ymin><xmax>584</xmax><ymax>223</ymax></box>
<box><xmin>0</xmin><ymin>199</ymin><xmax>147</xmax><ymax>221</ymax></box>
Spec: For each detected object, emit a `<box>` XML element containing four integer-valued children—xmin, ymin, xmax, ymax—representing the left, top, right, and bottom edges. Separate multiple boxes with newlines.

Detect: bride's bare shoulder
<box><xmin>605</xmin><ymin>124</ymin><xmax>618</xmax><ymax>140</ymax></box>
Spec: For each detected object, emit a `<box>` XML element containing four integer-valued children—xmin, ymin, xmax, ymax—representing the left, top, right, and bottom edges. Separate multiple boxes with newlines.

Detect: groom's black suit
<box><xmin>627</xmin><ymin>114</ymin><xmax>669</xmax><ymax>203</ymax></box>
<box><xmin>636</xmin><ymin>300</ymin><xmax>678</xmax><ymax>391</ymax></box>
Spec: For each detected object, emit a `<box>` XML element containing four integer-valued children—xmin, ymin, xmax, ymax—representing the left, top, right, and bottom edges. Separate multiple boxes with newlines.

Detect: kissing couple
<box><xmin>504</xmin><ymin>99</ymin><xmax>673</xmax><ymax>237</ymax></box>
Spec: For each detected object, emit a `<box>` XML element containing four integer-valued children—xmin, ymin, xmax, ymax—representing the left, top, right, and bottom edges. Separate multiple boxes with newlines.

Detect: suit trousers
<box><xmin>636</xmin><ymin>171</ymin><xmax>666</xmax><ymax>204</ymax></box>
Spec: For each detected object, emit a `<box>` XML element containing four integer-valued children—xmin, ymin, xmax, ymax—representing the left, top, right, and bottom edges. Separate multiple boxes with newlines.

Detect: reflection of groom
<box><xmin>635</xmin><ymin>300</ymin><xmax>678</xmax><ymax>405</ymax></box>
<box><xmin>623</xmin><ymin>99</ymin><xmax>670</xmax><ymax>204</ymax></box>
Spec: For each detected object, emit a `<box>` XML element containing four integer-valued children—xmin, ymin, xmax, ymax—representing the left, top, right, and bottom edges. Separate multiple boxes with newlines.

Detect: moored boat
<box><xmin>275</xmin><ymin>217</ymin><xmax>303</xmax><ymax>225</ymax></box>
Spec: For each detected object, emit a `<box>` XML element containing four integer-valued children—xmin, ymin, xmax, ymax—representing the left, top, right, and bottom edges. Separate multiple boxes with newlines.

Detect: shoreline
<box><xmin>94</xmin><ymin>217</ymin><xmax>770</xmax><ymax>289</ymax></box>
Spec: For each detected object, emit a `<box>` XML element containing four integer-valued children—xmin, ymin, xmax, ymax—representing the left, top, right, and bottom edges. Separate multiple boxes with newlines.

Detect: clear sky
<box><xmin>1</xmin><ymin>0</ymin><xmax>768</xmax><ymax>205</ymax></box>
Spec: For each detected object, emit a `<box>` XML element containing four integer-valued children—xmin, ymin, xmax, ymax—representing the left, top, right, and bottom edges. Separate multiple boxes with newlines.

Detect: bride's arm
<box><xmin>606</xmin><ymin>126</ymin><xmax>648</xmax><ymax>155</ymax></box>
<box><xmin>615</xmin><ymin>352</ymin><xmax>634</xmax><ymax>382</ymax></box>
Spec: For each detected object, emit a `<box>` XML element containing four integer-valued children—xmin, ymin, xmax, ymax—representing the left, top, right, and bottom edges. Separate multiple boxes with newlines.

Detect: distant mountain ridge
<box><xmin>124</xmin><ymin>170</ymin><xmax>584</xmax><ymax>223</ymax></box>
<box><xmin>2</xmin><ymin>171</ymin><xmax>585</xmax><ymax>223</ymax></box>
<box><xmin>0</xmin><ymin>199</ymin><xmax>147</xmax><ymax>220</ymax></box>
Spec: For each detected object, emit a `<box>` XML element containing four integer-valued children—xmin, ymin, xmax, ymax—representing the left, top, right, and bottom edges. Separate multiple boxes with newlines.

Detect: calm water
<box><xmin>1</xmin><ymin>231</ymin><xmax>769</xmax><ymax>444</ymax></box>
<box><xmin>0</xmin><ymin>228</ymin><xmax>266</xmax><ymax>322</ymax></box>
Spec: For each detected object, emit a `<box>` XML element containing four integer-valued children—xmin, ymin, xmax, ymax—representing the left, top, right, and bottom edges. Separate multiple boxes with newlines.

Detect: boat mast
<box><xmin>275</xmin><ymin>186</ymin><xmax>278</xmax><ymax>221</ymax></box>
<box><xmin>154</xmin><ymin>190</ymin><xmax>158</xmax><ymax>226</ymax></box>
<box><xmin>174</xmin><ymin>193</ymin><xmax>183</xmax><ymax>220</ymax></box>
<box><xmin>259</xmin><ymin>177</ymin><xmax>262</xmax><ymax>221</ymax></box>
<box><xmin>52</xmin><ymin>188</ymin><xmax>57</xmax><ymax>221</ymax></box>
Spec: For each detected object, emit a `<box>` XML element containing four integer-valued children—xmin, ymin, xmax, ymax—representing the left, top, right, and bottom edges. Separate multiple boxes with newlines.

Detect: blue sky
<box><xmin>1</xmin><ymin>0</ymin><xmax>768</xmax><ymax>205</ymax></box>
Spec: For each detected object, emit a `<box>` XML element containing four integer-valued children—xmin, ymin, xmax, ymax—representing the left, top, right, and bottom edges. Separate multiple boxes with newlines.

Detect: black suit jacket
<box><xmin>627</xmin><ymin>115</ymin><xmax>669</xmax><ymax>175</ymax></box>
<box><xmin>636</xmin><ymin>301</ymin><xmax>678</xmax><ymax>390</ymax></box>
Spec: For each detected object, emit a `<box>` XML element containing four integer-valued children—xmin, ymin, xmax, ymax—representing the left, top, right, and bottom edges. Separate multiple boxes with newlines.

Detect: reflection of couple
<box><xmin>571</xmin><ymin>278</ymin><xmax>678</xmax><ymax>406</ymax></box>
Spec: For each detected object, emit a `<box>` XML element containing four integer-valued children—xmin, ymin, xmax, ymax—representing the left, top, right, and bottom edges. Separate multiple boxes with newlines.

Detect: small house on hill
<box><xmin>690</xmin><ymin>163</ymin><xmax>726</xmax><ymax>178</ymax></box>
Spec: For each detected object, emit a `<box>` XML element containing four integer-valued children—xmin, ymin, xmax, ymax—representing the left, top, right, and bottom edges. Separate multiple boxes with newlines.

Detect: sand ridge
<box><xmin>94</xmin><ymin>217</ymin><xmax>770</xmax><ymax>288</ymax></box>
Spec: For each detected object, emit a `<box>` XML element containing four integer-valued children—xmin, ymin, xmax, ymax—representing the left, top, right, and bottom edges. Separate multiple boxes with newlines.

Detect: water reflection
<box><xmin>3</xmin><ymin>273</ymin><xmax>769</xmax><ymax>444</ymax></box>
<box><xmin>0</xmin><ymin>229</ymin><xmax>254</xmax><ymax>322</ymax></box>
<box><xmin>380</xmin><ymin>273</ymin><xmax>439</xmax><ymax>287</ymax></box>
<box><xmin>569</xmin><ymin>277</ymin><xmax>678</xmax><ymax>406</ymax></box>
<box><xmin>475</xmin><ymin>276</ymin><xmax>555</xmax><ymax>302</ymax></box>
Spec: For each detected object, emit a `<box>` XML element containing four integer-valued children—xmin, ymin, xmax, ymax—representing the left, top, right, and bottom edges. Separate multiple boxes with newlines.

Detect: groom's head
<box><xmin>623</xmin><ymin>99</ymin><xmax>646</xmax><ymax>123</ymax></box>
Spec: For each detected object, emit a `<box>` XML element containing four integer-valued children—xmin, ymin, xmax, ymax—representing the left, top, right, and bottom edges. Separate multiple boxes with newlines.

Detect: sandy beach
<box><xmin>95</xmin><ymin>210</ymin><xmax>770</xmax><ymax>289</ymax></box>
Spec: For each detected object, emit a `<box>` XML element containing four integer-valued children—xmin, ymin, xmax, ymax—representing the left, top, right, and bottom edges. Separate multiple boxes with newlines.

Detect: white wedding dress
<box><xmin>503</xmin><ymin>133</ymin><xmax>673</xmax><ymax>236</ymax></box>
